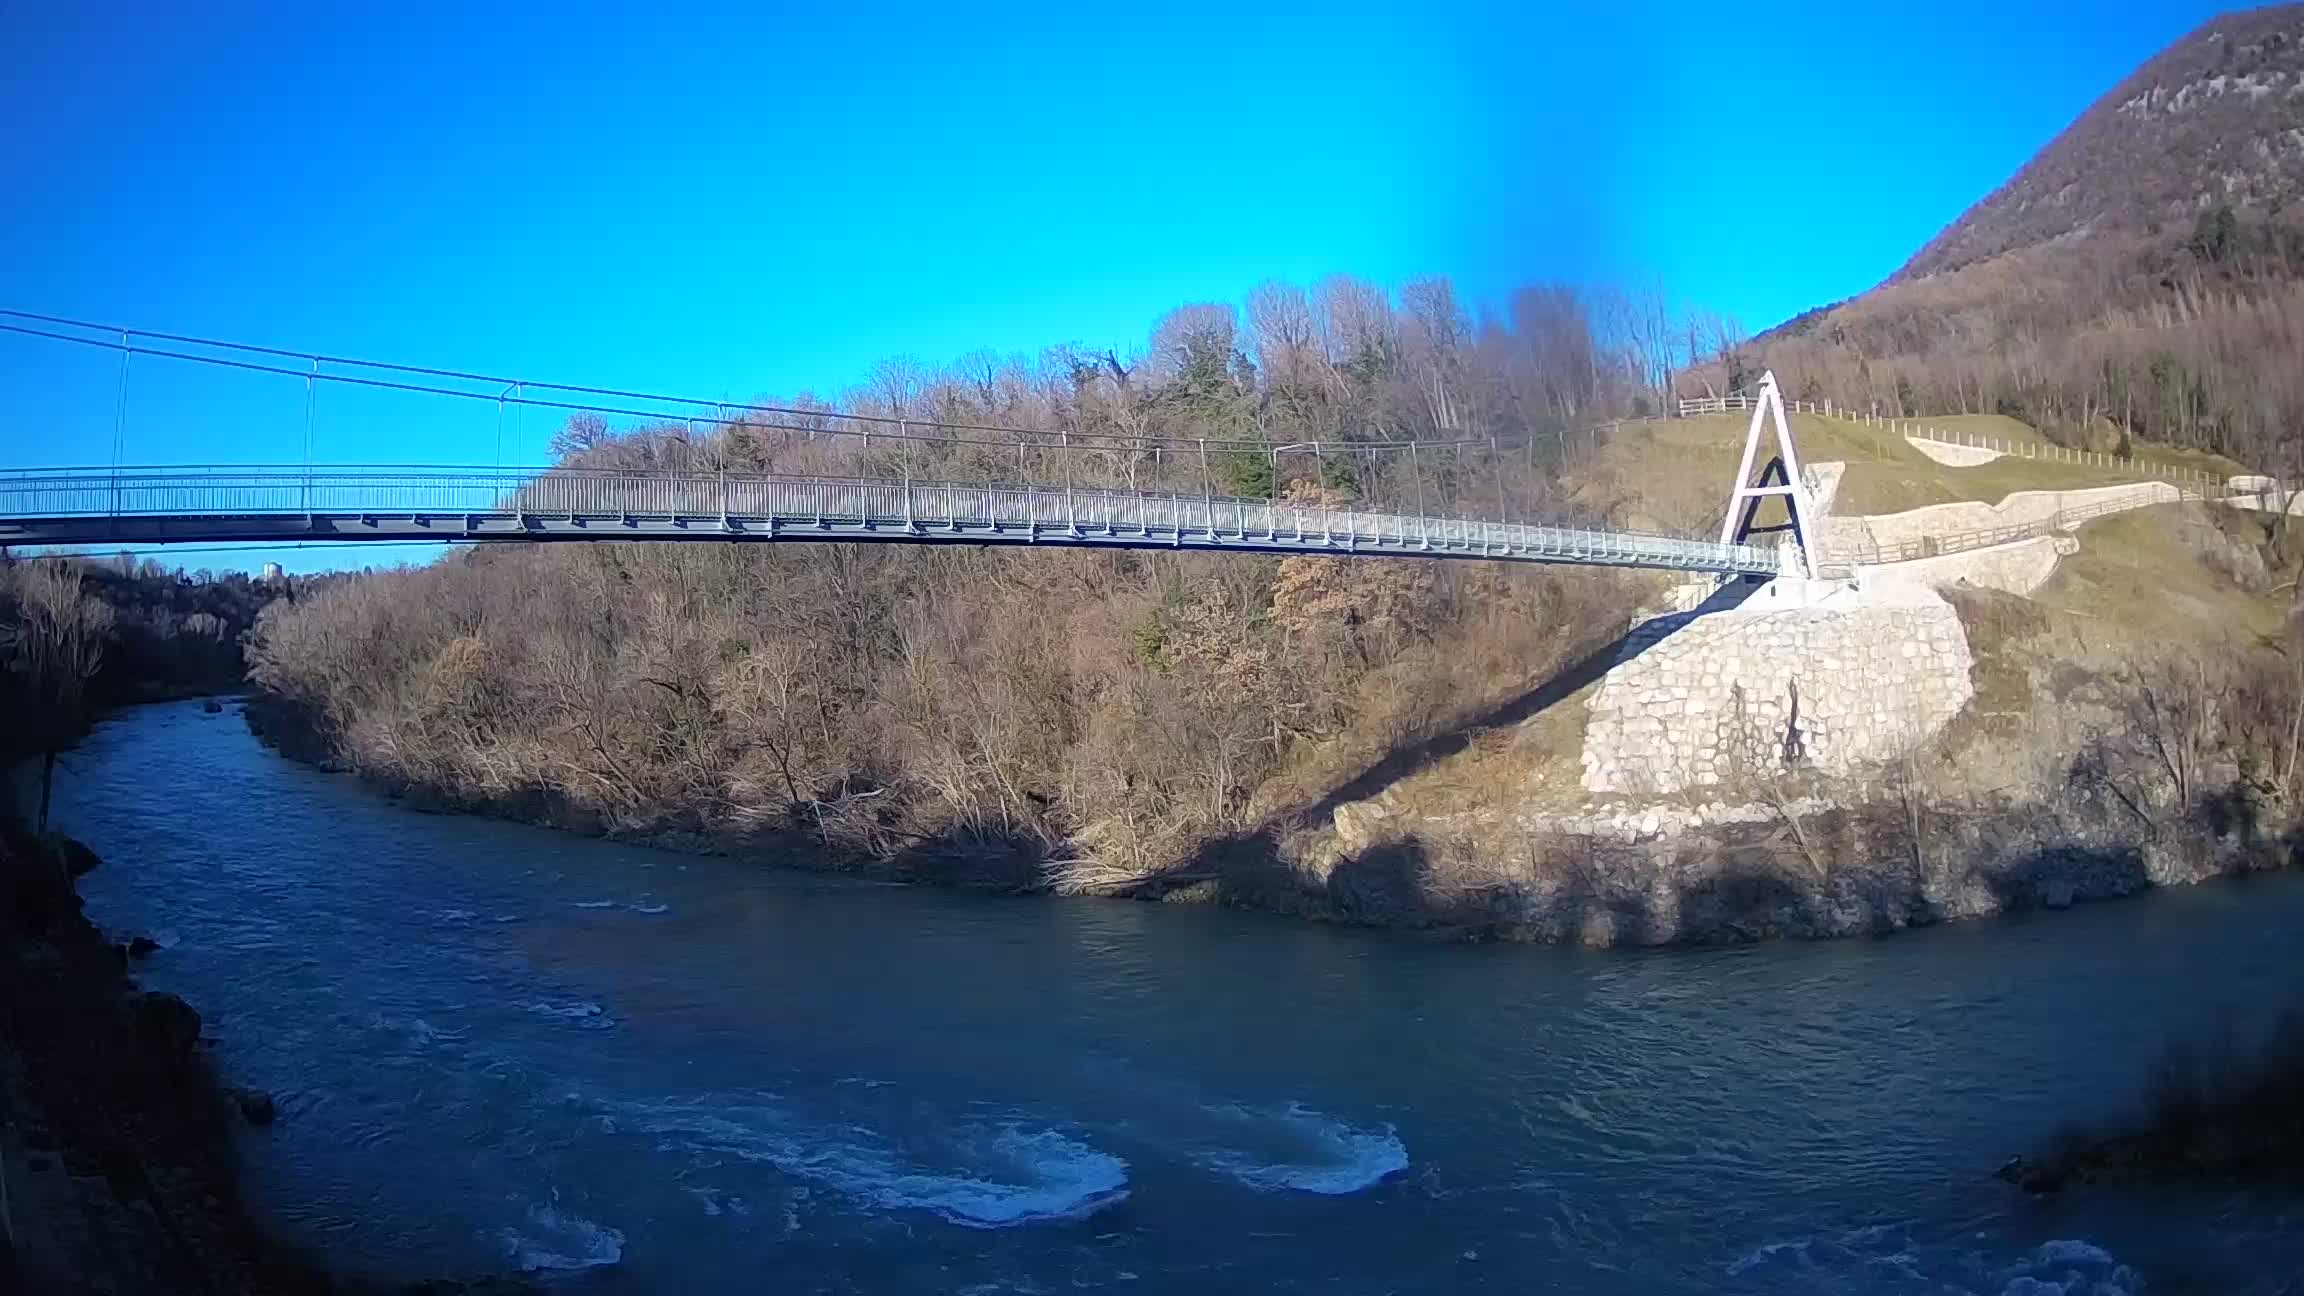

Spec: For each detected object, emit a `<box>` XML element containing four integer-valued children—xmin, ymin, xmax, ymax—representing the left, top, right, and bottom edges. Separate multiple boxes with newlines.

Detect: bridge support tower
<box><xmin>1718</xmin><ymin>370</ymin><xmax>1823</xmax><ymax>578</ymax></box>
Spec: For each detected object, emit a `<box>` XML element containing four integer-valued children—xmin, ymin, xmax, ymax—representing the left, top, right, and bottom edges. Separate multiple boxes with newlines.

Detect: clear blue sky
<box><xmin>0</xmin><ymin>0</ymin><xmax>2236</xmax><ymax>569</ymax></box>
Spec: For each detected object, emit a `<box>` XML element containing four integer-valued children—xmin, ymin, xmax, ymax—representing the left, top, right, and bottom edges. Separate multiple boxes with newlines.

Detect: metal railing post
<box><xmin>1525</xmin><ymin>436</ymin><xmax>1535</xmax><ymax>523</ymax></box>
<box><xmin>111</xmin><ymin>331</ymin><xmax>130</xmax><ymax>519</ymax></box>
<box><xmin>1410</xmin><ymin>443</ymin><xmax>1427</xmax><ymax>546</ymax></box>
<box><xmin>1198</xmin><ymin>439</ymin><xmax>1212</xmax><ymax>537</ymax></box>
<box><xmin>1491</xmin><ymin>435</ymin><xmax>1505</xmax><ymax>525</ymax></box>
<box><xmin>1019</xmin><ymin>441</ymin><xmax>1032</xmax><ymax>534</ymax></box>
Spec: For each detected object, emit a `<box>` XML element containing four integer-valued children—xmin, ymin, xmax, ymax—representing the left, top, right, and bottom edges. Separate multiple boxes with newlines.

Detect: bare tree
<box><xmin>3</xmin><ymin>561</ymin><xmax>115</xmax><ymax>832</ymax></box>
<box><xmin>1399</xmin><ymin>276</ymin><xmax>1469</xmax><ymax>433</ymax></box>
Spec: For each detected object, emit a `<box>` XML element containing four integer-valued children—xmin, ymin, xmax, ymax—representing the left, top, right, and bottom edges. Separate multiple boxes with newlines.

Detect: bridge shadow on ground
<box><xmin>1147</xmin><ymin>830</ymin><xmax>1546</xmax><ymax>939</ymax></box>
<box><xmin>1287</xmin><ymin>577</ymin><xmax>1765</xmax><ymax>827</ymax></box>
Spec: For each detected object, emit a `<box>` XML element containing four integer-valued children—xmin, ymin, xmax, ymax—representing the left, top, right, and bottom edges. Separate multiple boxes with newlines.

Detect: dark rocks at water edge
<box><xmin>0</xmin><ymin>822</ymin><xmax>539</xmax><ymax>1293</ymax></box>
<box><xmin>203</xmin><ymin>698</ymin><xmax>224</xmax><ymax>714</ymax></box>
<box><xmin>130</xmin><ymin>987</ymin><xmax>206</xmax><ymax>1064</ymax></box>
<box><xmin>1995</xmin><ymin>1156</ymin><xmax>2069</xmax><ymax>1194</ymax></box>
<box><xmin>229</xmin><ymin>1084</ymin><xmax>279</xmax><ymax>1127</ymax></box>
<box><xmin>54</xmin><ymin>834</ymin><xmax>100</xmax><ymax>878</ymax></box>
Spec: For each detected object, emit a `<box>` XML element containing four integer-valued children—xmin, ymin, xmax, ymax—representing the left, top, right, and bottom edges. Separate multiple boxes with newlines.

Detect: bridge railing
<box><xmin>1676</xmin><ymin>394</ymin><xmax>1843</xmax><ymax>417</ymax></box>
<box><xmin>0</xmin><ymin>465</ymin><xmax>1787</xmax><ymax>576</ymax></box>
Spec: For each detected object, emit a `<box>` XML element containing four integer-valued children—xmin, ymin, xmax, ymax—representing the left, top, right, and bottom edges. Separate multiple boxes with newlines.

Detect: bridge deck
<box><xmin>0</xmin><ymin>467</ymin><xmax>1782</xmax><ymax>576</ymax></box>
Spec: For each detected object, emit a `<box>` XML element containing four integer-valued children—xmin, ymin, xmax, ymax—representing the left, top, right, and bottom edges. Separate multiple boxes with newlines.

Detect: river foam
<box><xmin>501</xmin><ymin>1200</ymin><xmax>625</xmax><ymax>1273</ymax></box>
<box><xmin>524</xmin><ymin>1000</ymin><xmax>614</xmax><ymax>1029</ymax></box>
<box><xmin>624</xmin><ymin>1097</ymin><xmax>1130</xmax><ymax>1229</ymax></box>
<box><xmin>1725</xmin><ymin>1227</ymin><xmax>2140</xmax><ymax>1295</ymax></box>
<box><xmin>1190</xmin><ymin>1102</ymin><xmax>1408</xmax><ymax>1195</ymax></box>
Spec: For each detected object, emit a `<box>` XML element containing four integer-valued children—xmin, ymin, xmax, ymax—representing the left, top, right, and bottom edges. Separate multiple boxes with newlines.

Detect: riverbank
<box><xmin>243</xmin><ymin>690</ymin><xmax>2295</xmax><ymax>948</ymax></box>
<box><xmin>0</xmin><ymin>818</ymin><xmax>530</xmax><ymax>1293</ymax></box>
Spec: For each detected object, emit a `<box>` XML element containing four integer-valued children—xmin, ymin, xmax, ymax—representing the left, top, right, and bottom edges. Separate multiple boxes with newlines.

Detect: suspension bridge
<box><xmin>0</xmin><ymin>311</ymin><xmax>1792</xmax><ymax>577</ymax></box>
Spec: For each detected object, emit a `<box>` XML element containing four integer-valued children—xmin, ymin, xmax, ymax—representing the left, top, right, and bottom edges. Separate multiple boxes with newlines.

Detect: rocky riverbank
<box><xmin>244</xmin><ymin>688</ymin><xmax>2296</xmax><ymax>949</ymax></box>
<box><xmin>1294</xmin><ymin>789</ymin><xmax>2292</xmax><ymax>945</ymax></box>
<box><xmin>0</xmin><ymin>818</ymin><xmax>531</xmax><ymax>1294</ymax></box>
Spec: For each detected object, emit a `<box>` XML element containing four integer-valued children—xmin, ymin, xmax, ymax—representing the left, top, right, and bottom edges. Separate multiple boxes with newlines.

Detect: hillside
<box><xmin>1721</xmin><ymin>6</ymin><xmax>2304</xmax><ymax>478</ymax></box>
<box><xmin>1577</xmin><ymin>411</ymin><xmax>2235</xmax><ymax>533</ymax></box>
<box><xmin>1899</xmin><ymin>6</ymin><xmax>2304</xmax><ymax>280</ymax></box>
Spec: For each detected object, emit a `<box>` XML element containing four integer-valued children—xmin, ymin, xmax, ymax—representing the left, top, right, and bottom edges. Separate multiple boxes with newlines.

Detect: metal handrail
<box><xmin>0</xmin><ymin>464</ymin><xmax>1786</xmax><ymax>576</ymax></box>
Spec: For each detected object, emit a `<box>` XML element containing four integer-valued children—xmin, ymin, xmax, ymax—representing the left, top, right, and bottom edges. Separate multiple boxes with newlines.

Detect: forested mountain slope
<box><xmin>1716</xmin><ymin>6</ymin><xmax>2304</xmax><ymax>474</ymax></box>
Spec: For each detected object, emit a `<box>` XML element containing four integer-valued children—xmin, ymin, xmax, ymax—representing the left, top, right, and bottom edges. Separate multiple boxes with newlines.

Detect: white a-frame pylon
<box><xmin>1717</xmin><ymin>370</ymin><xmax>1822</xmax><ymax>578</ymax></box>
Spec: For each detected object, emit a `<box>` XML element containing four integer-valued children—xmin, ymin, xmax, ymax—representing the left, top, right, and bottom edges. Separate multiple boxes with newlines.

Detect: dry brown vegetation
<box><xmin>1721</xmin><ymin>239</ymin><xmax>2304</xmax><ymax>475</ymax></box>
<box><xmin>3</xmin><ymin>560</ymin><xmax>113</xmax><ymax>831</ymax></box>
<box><xmin>243</xmin><ymin>274</ymin><xmax>1712</xmax><ymax>902</ymax></box>
<box><xmin>246</xmin><ymin>531</ymin><xmax>1641</xmax><ymax>896</ymax></box>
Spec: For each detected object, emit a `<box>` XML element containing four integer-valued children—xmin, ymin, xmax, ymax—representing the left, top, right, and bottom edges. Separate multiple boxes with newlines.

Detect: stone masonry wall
<box><xmin>1823</xmin><ymin>482</ymin><xmax>2178</xmax><ymax>554</ymax></box>
<box><xmin>1580</xmin><ymin>589</ymin><xmax>1975</xmax><ymax>796</ymax></box>
<box><xmin>1860</xmin><ymin>534</ymin><xmax>2077</xmax><ymax>598</ymax></box>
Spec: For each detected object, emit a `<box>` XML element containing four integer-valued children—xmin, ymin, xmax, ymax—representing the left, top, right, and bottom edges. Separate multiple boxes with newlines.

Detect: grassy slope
<box><xmin>1585</xmin><ymin>412</ymin><xmax>2249</xmax><ymax>530</ymax></box>
<box><xmin>2040</xmin><ymin>505</ymin><xmax>2291</xmax><ymax>642</ymax></box>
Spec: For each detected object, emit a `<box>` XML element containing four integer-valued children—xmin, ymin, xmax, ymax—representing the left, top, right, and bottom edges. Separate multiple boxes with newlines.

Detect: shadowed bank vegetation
<box><xmin>0</xmin><ymin>552</ymin><xmax>278</xmax><ymax>718</ymax></box>
<box><xmin>2</xmin><ymin>554</ymin><xmax>280</xmax><ymax>829</ymax></box>
<box><xmin>2003</xmin><ymin>1008</ymin><xmax>2304</xmax><ymax>1193</ymax></box>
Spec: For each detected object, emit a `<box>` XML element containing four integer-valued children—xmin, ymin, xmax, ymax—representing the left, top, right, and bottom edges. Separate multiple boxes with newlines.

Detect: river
<box><xmin>44</xmin><ymin>700</ymin><xmax>2304</xmax><ymax>1293</ymax></box>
